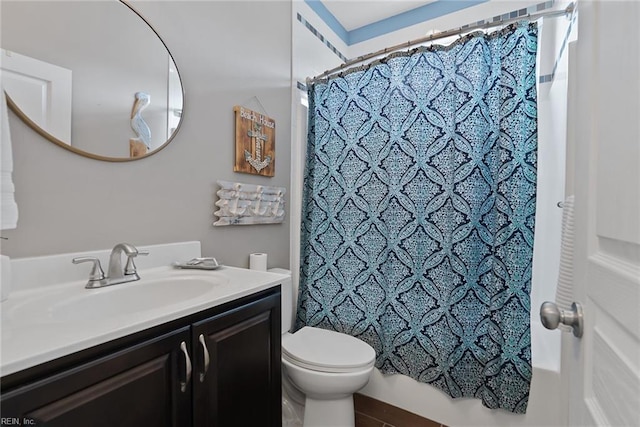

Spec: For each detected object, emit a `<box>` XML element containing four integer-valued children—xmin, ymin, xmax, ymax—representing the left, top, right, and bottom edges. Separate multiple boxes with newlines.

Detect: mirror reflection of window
<box><xmin>168</xmin><ymin>57</ymin><xmax>183</xmax><ymax>141</ymax></box>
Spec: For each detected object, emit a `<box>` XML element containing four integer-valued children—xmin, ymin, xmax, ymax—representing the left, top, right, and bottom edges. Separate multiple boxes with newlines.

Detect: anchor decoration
<box><xmin>233</xmin><ymin>105</ymin><xmax>275</xmax><ymax>176</ymax></box>
<box><xmin>244</xmin><ymin>122</ymin><xmax>272</xmax><ymax>172</ymax></box>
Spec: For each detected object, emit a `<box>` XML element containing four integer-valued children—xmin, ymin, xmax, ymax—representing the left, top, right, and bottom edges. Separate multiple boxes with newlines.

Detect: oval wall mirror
<box><xmin>0</xmin><ymin>0</ymin><xmax>184</xmax><ymax>161</ymax></box>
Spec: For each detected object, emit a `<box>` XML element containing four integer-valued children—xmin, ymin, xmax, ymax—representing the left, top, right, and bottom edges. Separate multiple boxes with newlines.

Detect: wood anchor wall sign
<box><xmin>233</xmin><ymin>106</ymin><xmax>275</xmax><ymax>177</ymax></box>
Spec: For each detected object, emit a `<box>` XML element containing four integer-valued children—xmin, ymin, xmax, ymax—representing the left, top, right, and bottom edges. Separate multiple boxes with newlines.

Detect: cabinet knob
<box><xmin>179</xmin><ymin>341</ymin><xmax>192</xmax><ymax>392</ymax></box>
<box><xmin>198</xmin><ymin>334</ymin><xmax>210</xmax><ymax>382</ymax></box>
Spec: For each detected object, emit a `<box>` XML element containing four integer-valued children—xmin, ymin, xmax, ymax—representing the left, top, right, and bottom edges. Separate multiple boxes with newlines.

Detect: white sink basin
<box><xmin>52</xmin><ymin>275</ymin><xmax>224</xmax><ymax>321</ymax></box>
<box><xmin>7</xmin><ymin>271</ymin><xmax>230</xmax><ymax>324</ymax></box>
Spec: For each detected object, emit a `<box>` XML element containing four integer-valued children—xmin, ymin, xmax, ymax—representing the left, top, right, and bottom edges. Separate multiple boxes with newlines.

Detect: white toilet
<box><xmin>273</xmin><ymin>269</ymin><xmax>376</xmax><ymax>427</ymax></box>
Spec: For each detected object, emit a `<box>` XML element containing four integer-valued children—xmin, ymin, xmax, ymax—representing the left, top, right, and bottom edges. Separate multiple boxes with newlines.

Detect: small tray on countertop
<box><xmin>173</xmin><ymin>257</ymin><xmax>223</xmax><ymax>270</ymax></box>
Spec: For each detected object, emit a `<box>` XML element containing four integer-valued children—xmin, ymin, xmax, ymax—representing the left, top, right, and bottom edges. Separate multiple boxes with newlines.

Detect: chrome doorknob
<box><xmin>540</xmin><ymin>301</ymin><xmax>584</xmax><ymax>338</ymax></box>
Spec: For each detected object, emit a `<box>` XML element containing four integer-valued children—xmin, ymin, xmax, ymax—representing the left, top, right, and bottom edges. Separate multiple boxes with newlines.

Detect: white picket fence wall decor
<box><xmin>213</xmin><ymin>180</ymin><xmax>286</xmax><ymax>226</ymax></box>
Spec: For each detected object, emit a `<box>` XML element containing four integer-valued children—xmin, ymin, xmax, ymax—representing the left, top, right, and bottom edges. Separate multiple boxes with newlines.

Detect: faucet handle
<box><xmin>72</xmin><ymin>257</ymin><xmax>106</xmax><ymax>281</ymax></box>
<box><xmin>124</xmin><ymin>250</ymin><xmax>149</xmax><ymax>275</ymax></box>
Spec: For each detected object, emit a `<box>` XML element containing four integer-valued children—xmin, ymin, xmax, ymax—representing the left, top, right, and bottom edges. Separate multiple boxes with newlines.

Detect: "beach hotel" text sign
<box><xmin>233</xmin><ymin>106</ymin><xmax>275</xmax><ymax>177</ymax></box>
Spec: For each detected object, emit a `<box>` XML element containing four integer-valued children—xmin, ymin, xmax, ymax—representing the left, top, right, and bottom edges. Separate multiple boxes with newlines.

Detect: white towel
<box><xmin>1</xmin><ymin>89</ymin><xmax>18</xmax><ymax>230</ymax></box>
<box><xmin>0</xmin><ymin>254</ymin><xmax>10</xmax><ymax>301</ymax></box>
<box><xmin>555</xmin><ymin>195</ymin><xmax>575</xmax><ymax>312</ymax></box>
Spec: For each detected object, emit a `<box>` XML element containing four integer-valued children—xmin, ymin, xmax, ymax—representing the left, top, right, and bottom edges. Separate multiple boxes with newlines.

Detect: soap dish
<box><xmin>173</xmin><ymin>257</ymin><xmax>222</xmax><ymax>270</ymax></box>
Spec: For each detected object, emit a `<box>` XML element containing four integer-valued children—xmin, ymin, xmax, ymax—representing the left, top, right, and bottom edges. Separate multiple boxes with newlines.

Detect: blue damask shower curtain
<box><xmin>297</xmin><ymin>22</ymin><xmax>538</xmax><ymax>413</ymax></box>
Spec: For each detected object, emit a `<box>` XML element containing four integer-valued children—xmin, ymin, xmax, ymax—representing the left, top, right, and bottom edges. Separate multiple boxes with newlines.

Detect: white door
<box><xmin>566</xmin><ymin>1</ymin><xmax>640</xmax><ymax>425</ymax></box>
<box><xmin>1</xmin><ymin>48</ymin><xmax>72</xmax><ymax>143</ymax></box>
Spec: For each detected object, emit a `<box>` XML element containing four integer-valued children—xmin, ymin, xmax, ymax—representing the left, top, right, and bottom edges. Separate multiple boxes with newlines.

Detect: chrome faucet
<box><xmin>107</xmin><ymin>242</ymin><xmax>145</xmax><ymax>283</ymax></box>
<box><xmin>73</xmin><ymin>243</ymin><xmax>148</xmax><ymax>289</ymax></box>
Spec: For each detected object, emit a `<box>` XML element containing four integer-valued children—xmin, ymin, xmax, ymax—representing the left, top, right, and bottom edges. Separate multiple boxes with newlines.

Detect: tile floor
<box><xmin>354</xmin><ymin>393</ymin><xmax>447</xmax><ymax>427</ymax></box>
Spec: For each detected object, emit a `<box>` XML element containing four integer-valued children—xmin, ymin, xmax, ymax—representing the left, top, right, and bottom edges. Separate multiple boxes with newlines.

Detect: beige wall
<box><xmin>1</xmin><ymin>0</ymin><xmax>292</xmax><ymax>270</ymax></box>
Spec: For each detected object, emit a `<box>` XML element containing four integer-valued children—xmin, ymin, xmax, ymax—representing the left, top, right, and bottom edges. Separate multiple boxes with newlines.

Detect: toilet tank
<box><xmin>268</xmin><ymin>268</ymin><xmax>293</xmax><ymax>333</ymax></box>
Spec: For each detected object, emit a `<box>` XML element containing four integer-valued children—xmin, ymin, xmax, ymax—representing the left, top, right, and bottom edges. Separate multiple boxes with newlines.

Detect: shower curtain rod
<box><xmin>307</xmin><ymin>2</ymin><xmax>575</xmax><ymax>84</ymax></box>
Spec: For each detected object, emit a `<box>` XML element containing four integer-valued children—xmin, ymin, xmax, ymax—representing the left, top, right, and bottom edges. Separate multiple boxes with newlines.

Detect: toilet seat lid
<box><xmin>282</xmin><ymin>327</ymin><xmax>376</xmax><ymax>373</ymax></box>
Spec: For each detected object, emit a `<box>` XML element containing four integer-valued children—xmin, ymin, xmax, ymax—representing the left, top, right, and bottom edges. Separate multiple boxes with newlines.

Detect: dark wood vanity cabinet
<box><xmin>192</xmin><ymin>292</ymin><xmax>281</xmax><ymax>427</ymax></box>
<box><xmin>1</xmin><ymin>288</ymin><xmax>281</xmax><ymax>427</ymax></box>
<box><xmin>1</xmin><ymin>327</ymin><xmax>192</xmax><ymax>427</ymax></box>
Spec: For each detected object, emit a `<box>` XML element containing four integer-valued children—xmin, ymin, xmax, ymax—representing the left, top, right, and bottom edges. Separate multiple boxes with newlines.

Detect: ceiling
<box><xmin>306</xmin><ymin>0</ymin><xmax>550</xmax><ymax>46</ymax></box>
<box><xmin>295</xmin><ymin>0</ymin><xmax>557</xmax><ymax>82</ymax></box>
<box><xmin>321</xmin><ymin>1</ymin><xmax>439</xmax><ymax>31</ymax></box>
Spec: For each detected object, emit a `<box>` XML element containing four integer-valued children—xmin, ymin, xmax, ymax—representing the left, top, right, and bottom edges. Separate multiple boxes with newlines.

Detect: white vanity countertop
<box><xmin>1</xmin><ymin>265</ymin><xmax>287</xmax><ymax>377</ymax></box>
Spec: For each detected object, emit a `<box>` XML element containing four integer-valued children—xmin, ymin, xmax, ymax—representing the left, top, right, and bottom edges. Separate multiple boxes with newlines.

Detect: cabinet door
<box><xmin>192</xmin><ymin>292</ymin><xmax>281</xmax><ymax>427</ymax></box>
<box><xmin>1</xmin><ymin>327</ymin><xmax>192</xmax><ymax>427</ymax></box>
